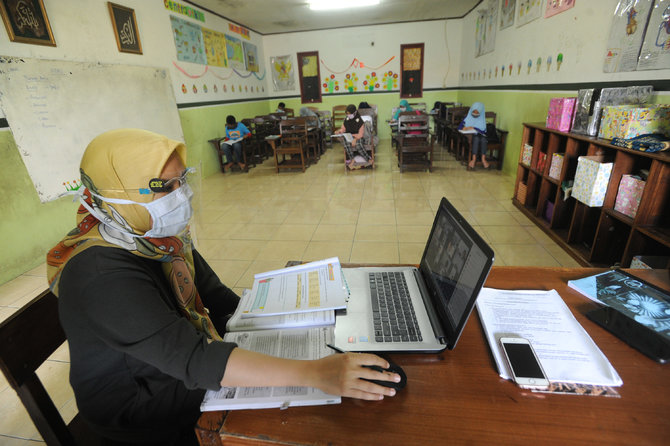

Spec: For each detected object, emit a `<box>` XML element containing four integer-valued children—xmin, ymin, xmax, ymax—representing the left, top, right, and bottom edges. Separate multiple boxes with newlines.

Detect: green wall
<box><xmin>1</xmin><ymin>130</ymin><xmax>78</xmax><ymax>283</ymax></box>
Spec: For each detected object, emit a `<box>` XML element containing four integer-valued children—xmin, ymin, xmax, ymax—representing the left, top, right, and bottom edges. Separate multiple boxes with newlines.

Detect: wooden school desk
<box><xmin>195</xmin><ymin>267</ymin><xmax>670</xmax><ymax>445</ymax></box>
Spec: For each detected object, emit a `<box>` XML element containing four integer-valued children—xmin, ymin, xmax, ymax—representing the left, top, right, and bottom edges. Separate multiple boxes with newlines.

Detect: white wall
<box><xmin>262</xmin><ymin>19</ymin><xmax>464</xmax><ymax>98</ymax></box>
<box><xmin>458</xmin><ymin>0</ymin><xmax>670</xmax><ymax>86</ymax></box>
<box><xmin>0</xmin><ymin>0</ymin><xmax>266</xmax><ymax>110</ymax></box>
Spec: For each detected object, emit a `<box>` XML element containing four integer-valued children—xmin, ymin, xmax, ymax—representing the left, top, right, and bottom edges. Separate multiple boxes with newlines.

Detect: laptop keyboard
<box><xmin>369</xmin><ymin>272</ymin><xmax>423</xmax><ymax>343</ymax></box>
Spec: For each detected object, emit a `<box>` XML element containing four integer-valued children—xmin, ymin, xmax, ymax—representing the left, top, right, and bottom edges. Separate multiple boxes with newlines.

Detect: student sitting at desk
<box><xmin>334</xmin><ymin>104</ymin><xmax>373</xmax><ymax>169</ymax></box>
<box><xmin>458</xmin><ymin>102</ymin><xmax>490</xmax><ymax>169</ymax></box>
<box><xmin>47</xmin><ymin>129</ymin><xmax>398</xmax><ymax>445</ymax></box>
<box><xmin>392</xmin><ymin>99</ymin><xmax>413</xmax><ymax>121</ymax></box>
<box><xmin>276</xmin><ymin>101</ymin><xmax>286</xmax><ymax>113</ymax></box>
<box><xmin>223</xmin><ymin>115</ymin><xmax>251</xmax><ymax>172</ymax></box>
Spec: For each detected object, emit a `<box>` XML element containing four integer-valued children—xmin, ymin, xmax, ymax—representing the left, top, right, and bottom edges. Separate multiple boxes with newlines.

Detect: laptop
<box><xmin>334</xmin><ymin>197</ymin><xmax>494</xmax><ymax>353</ymax></box>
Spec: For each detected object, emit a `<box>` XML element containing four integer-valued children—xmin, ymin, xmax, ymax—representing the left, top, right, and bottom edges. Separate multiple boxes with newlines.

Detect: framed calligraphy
<box><xmin>400</xmin><ymin>43</ymin><xmax>424</xmax><ymax>98</ymax></box>
<box><xmin>0</xmin><ymin>0</ymin><xmax>56</xmax><ymax>46</ymax></box>
<box><xmin>108</xmin><ymin>2</ymin><xmax>142</xmax><ymax>54</ymax></box>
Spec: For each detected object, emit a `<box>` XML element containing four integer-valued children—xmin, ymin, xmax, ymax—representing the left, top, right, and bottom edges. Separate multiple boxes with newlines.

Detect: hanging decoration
<box><xmin>475</xmin><ymin>0</ymin><xmax>498</xmax><ymax>57</ymax></box>
<box><xmin>517</xmin><ymin>0</ymin><xmax>543</xmax><ymax>27</ymax></box>
<box><xmin>545</xmin><ymin>0</ymin><xmax>576</xmax><ymax>18</ymax></box>
<box><xmin>382</xmin><ymin>70</ymin><xmax>398</xmax><ymax>90</ymax></box>
<box><xmin>500</xmin><ymin>0</ymin><xmax>516</xmax><ymax>29</ymax></box>
<box><xmin>322</xmin><ymin>74</ymin><xmax>339</xmax><ymax>93</ymax></box>
<box><xmin>271</xmin><ymin>55</ymin><xmax>295</xmax><ymax>91</ymax></box>
<box><xmin>172</xmin><ymin>61</ymin><xmax>265</xmax><ymax>81</ymax></box>
<box><xmin>170</xmin><ymin>15</ymin><xmax>206</xmax><ymax>65</ymax></box>
<box><xmin>319</xmin><ymin>56</ymin><xmax>395</xmax><ymax>73</ymax></box>
<box><xmin>164</xmin><ymin>1</ymin><xmax>206</xmax><ymax>22</ymax></box>
<box><xmin>344</xmin><ymin>72</ymin><xmax>359</xmax><ymax>92</ymax></box>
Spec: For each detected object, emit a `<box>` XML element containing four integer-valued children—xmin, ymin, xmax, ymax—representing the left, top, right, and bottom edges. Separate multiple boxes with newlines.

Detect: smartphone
<box><xmin>499</xmin><ymin>337</ymin><xmax>549</xmax><ymax>389</ymax></box>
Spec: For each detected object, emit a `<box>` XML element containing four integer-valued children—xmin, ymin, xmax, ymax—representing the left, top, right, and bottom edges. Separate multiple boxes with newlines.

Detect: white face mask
<box><xmin>88</xmin><ymin>184</ymin><xmax>194</xmax><ymax>238</ymax></box>
<box><xmin>347</xmin><ymin>113</ymin><xmax>355</xmax><ymax>119</ymax></box>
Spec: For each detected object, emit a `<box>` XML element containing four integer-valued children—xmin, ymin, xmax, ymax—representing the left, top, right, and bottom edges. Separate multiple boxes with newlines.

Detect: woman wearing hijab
<box><xmin>334</xmin><ymin>104</ymin><xmax>373</xmax><ymax>168</ymax></box>
<box><xmin>458</xmin><ymin>102</ymin><xmax>490</xmax><ymax>169</ymax></box>
<box><xmin>47</xmin><ymin>129</ymin><xmax>398</xmax><ymax>444</ymax></box>
<box><xmin>393</xmin><ymin>99</ymin><xmax>413</xmax><ymax>121</ymax></box>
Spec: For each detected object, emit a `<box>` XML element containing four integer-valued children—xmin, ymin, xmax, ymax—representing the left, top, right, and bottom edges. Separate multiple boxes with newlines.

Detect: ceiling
<box><xmin>188</xmin><ymin>0</ymin><xmax>482</xmax><ymax>35</ymax></box>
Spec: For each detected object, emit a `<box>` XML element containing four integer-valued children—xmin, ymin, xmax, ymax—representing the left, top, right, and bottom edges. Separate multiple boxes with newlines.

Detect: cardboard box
<box><xmin>517</xmin><ymin>182</ymin><xmax>527</xmax><ymax>205</ymax></box>
<box><xmin>598</xmin><ymin>105</ymin><xmax>670</xmax><ymax>140</ymax></box>
<box><xmin>630</xmin><ymin>255</ymin><xmax>670</xmax><ymax>269</ymax></box>
<box><xmin>614</xmin><ymin>175</ymin><xmax>646</xmax><ymax>218</ymax></box>
<box><xmin>572</xmin><ymin>156</ymin><xmax>613</xmax><ymax>207</ymax></box>
<box><xmin>546</xmin><ymin>97</ymin><xmax>576</xmax><ymax>132</ymax></box>
<box><xmin>521</xmin><ymin>143</ymin><xmax>533</xmax><ymax>166</ymax></box>
<box><xmin>549</xmin><ymin>153</ymin><xmax>564</xmax><ymax>180</ymax></box>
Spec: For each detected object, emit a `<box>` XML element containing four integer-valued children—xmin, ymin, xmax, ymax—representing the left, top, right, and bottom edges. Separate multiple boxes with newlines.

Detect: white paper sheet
<box><xmin>201</xmin><ymin>326</ymin><xmax>341</xmax><ymax>411</ymax></box>
<box><xmin>476</xmin><ymin>288</ymin><xmax>622</xmax><ymax>386</ymax></box>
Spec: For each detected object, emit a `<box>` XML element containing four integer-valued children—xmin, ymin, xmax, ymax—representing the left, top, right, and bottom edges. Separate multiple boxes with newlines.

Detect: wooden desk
<box><xmin>196</xmin><ymin>267</ymin><xmax>670</xmax><ymax>445</ymax></box>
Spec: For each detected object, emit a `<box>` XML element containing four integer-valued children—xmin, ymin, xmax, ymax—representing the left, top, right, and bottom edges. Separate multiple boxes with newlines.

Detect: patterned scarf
<box><xmin>47</xmin><ymin>129</ymin><xmax>221</xmax><ymax>340</ymax></box>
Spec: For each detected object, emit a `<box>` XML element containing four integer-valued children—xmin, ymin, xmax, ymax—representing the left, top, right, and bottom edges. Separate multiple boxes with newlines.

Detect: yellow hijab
<box><xmin>47</xmin><ymin>129</ymin><xmax>222</xmax><ymax>340</ymax></box>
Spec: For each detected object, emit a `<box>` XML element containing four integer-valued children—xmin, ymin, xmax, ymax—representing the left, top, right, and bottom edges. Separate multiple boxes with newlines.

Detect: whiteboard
<box><xmin>0</xmin><ymin>57</ymin><xmax>184</xmax><ymax>202</ymax></box>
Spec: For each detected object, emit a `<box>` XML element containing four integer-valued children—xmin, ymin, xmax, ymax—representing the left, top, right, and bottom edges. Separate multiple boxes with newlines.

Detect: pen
<box><xmin>326</xmin><ymin>343</ymin><xmax>346</xmax><ymax>354</ymax></box>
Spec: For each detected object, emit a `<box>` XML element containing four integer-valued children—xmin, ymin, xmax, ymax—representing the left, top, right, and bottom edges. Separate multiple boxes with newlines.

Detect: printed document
<box><xmin>476</xmin><ymin>288</ymin><xmax>622</xmax><ymax>386</ymax></box>
<box><xmin>227</xmin><ymin>289</ymin><xmax>335</xmax><ymax>332</ymax></box>
<box><xmin>241</xmin><ymin>257</ymin><xmax>348</xmax><ymax>318</ymax></box>
<box><xmin>331</xmin><ymin>133</ymin><xmax>353</xmax><ymax>143</ymax></box>
<box><xmin>200</xmin><ymin>326</ymin><xmax>341</xmax><ymax>411</ymax></box>
<box><xmin>222</xmin><ymin>137</ymin><xmax>243</xmax><ymax>145</ymax></box>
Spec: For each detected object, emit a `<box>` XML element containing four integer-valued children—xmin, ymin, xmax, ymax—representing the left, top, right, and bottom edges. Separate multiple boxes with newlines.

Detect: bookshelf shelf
<box><xmin>513</xmin><ymin>123</ymin><xmax>670</xmax><ymax>267</ymax></box>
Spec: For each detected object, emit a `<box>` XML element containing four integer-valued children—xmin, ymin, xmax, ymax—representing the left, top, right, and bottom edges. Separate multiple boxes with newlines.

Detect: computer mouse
<box><xmin>362</xmin><ymin>361</ymin><xmax>407</xmax><ymax>390</ymax></box>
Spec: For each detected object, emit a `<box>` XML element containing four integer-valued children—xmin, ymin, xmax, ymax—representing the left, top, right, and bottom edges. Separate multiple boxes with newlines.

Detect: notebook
<box><xmin>334</xmin><ymin>197</ymin><xmax>494</xmax><ymax>353</ymax></box>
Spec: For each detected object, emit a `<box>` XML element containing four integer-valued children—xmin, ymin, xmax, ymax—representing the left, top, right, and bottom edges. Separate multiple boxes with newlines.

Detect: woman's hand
<box><xmin>309</xmin><ymin>353</ymin><xmax>400</xmax><ymax>400</ymax></box>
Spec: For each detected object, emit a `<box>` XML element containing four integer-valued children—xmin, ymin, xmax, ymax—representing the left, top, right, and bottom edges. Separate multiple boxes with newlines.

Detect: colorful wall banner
<box><xmin>170</xmin><ymin>15</ymin><xmax>206</xmax><ymax>64</ymax></box>
<box><xmin>229</xmin><ymin>23</ymin><xmax>250</xmax><ymax>39</ymax></box>
<box><xmin>203</xmin><ymin>28</ymin><xmax>227</xmax><ymax>67</ymax></box>
<box><xmin>243</xmin><ymin>41</ymin><xmax>259</xmax><ymax>72</ymax></box>
<box><xmin>164</xmin><ymin>1</ymin><xmax>205</xmax><ymax>22</ymax></box>
<box><xmin>225</xmin><ymin>34</ymin><xmax>245</xmax><ymax>70</ymax></box>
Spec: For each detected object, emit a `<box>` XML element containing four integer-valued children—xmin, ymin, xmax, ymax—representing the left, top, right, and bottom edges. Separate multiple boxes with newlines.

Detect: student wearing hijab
<box><xmin>458</xmin><ymin>102</ymin><xmax>490</xmax><ymax>169</ymax></box>
<box><xmin>334</xmin><ymin>104</ymin><xmax>373</xmax><ymax>168</ymax></box>
<box><xmin>393</xmin><ymin>99</ymin><xmax>413</xmax><ymax>120</ymax></box>
<box><xmin>47</xmin><ymin>129</ymin><xmax>398</xmax><ymax>445</ymax></box>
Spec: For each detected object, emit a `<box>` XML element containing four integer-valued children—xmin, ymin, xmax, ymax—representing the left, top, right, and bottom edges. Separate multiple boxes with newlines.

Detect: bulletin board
<box><xmin>297</xmin><ymin>51</ymin><xmax>322</xmax><ymax>103</ymax></box>
<box><xmin>400</xmin><ymin>43</ymin><xmax>424</xmax><ymax>98</ymax></box>
<box><xmin>0</xmin><ymin>57</ymin><xmax>183</xmax><ymax>202</ymax></box>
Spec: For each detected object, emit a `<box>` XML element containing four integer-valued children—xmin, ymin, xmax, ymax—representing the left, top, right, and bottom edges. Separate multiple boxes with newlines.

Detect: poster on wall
<box><xmin>225</xmin><ymin>34</ymin><xmax>246</xmax><ymax>70</ymax></box>
<box><xmin>517</xmin><ymin>0</ymin><xmax>543</xmax><ymax>27</ymax></box>
<box><xmin>271</xmin><ymin>55</ymin><xmax>295</xmax><ymax>91</ymax></box>
<box><xmin>202</xmin><ymin>27</ymin><xmax>227</xmax><ymax>67</ymax></box>
<box><xmin>170</xmin><ymin>15</ymin><xmax>206</xmax><ymax>64</ymax></box>
<box><xmin>476</xmin><ymin>1</ymin><xmax>498</xmax><ymax>57</ymax></box>
<box><xmin>297</xmin><ymin>51</ymin><xmax>322</xmax><ymax>103</ymax></box>
<box><xmin>500</xmin><ymin>0</ymin><xmax>516</xmax><ymax>29</ymax></box>
<box><xmin>400</xmin><ymin>43</ymin><xmax>424</xmax><ymax>98</ymax></box>
<box><xmin>545</xmin><ymin>0</ymin><xmax>576</xmax><ymax>18</ymax></box>
<box><xmin>637</xmin><ymin>0</ymin><xmax>670</xmax><ymax>70</ymax></box>
<box><xmin>243</xmin><ymin>41</ymin><xmax>259</xmax><ymax>72</ymax></box>
<box><xmin>603</xmin><ymin>0</ymin><xmax>654</xmax><ymax>73</ymax></box>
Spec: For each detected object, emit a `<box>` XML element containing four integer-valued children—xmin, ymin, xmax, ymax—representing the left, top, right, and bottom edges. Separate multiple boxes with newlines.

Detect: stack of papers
<box><xmin>476</xmin><ymin>288</ymin><xmax>622</xmax><ymax>387</ymax></box>
<box><xmin>202</xmin><ymin>258</ymin><xmax>347</xmax><ymax>411</ymax></box>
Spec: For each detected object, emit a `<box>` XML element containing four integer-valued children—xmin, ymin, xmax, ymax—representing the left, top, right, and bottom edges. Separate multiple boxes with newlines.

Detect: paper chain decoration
<box><xmin>172</xmin><ymin>61</ymin><xmax>265</xmax><ymax>80</ymax></box>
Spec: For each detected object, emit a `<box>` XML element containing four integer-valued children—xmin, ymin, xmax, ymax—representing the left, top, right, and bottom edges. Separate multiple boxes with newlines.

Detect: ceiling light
<box><xmin>309</xmin><ymin>0</ymin><xmax>380</xmax><ymax>11</ymax></box>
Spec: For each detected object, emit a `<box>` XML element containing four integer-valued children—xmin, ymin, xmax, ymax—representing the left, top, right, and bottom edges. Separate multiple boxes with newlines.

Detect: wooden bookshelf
<box><xmin>513</xmin><ymin>123</ymin><xmax>670</xmax><ymax>267</ymax></box>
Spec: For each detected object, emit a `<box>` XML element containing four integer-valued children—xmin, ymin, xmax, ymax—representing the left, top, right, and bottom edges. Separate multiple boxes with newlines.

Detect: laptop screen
<box><xmin>419</xmin><ymin>198</ymin><xmax>494</xmax><ymax>349</ymax></box>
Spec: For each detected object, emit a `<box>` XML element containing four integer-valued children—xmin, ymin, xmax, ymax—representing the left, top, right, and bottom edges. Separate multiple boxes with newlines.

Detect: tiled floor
<box><xmin>0</xmin><ymin>139</ymin><xmax>580</xmax><ymax>444</ymax></box>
